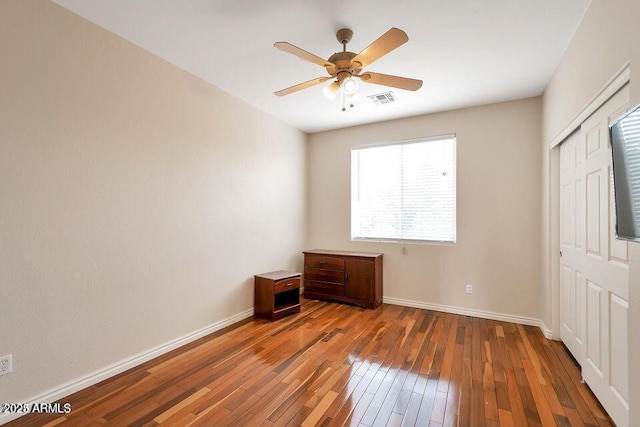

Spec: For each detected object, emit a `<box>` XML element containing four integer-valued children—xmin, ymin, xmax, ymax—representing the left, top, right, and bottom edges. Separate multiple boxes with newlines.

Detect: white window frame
<box><xmin>350</xmin><ymin>134</ymin><xmax>457</xmax><ymax>245</ymax></box>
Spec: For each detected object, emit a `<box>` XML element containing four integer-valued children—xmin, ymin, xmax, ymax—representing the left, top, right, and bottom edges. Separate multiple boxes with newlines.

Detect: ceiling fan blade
<box><xmin>274</xmin><ymin>42</ymin><xmax>335</xmax><ymax>73</ymax></box>
<box><xmin>275</xmin><ymin>76</ymin><xmax>331</xmax><ymax>96</ymax></box>
<box><xmin>359</xmin><ymin>72</ymin><xmax>423</xmax><ymax>91</ymax></box>
<box><xmin>351</xmin><ymin>28</ymin><xmax>409</xmax><ymax>69</ymax></box>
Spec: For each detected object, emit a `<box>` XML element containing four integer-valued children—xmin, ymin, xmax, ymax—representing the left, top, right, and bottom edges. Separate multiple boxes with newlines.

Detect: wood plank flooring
<box><xmin>6</xmin><ymin>299</ymin><xmax>613</xmax><ymax>426</ymax></box>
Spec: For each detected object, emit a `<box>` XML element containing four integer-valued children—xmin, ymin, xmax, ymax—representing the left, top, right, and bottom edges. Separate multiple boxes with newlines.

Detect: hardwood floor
<box><xmin>7</xmin><ymin>299</ymin><xmax>612</xmax><ymax>426</ymax></box>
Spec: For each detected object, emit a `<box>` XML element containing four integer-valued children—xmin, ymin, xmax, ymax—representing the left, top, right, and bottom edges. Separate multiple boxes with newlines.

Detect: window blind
<box><xmin>351</xmin><ymin>136</ymin><xmax>456</xmax><ymax>243</ymax></box>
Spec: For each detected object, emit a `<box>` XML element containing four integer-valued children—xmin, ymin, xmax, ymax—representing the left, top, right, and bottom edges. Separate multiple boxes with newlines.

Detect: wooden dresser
<box><xmin>303</xmin><ymin>250</ymin><xmax>383</xmax><ymax>309</ymax></box>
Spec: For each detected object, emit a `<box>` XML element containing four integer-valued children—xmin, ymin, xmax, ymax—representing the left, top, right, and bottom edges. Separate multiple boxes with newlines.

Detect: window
<box><xmin>351</xmin><ymin>135</ymin><xmax>456</xmax><ymax>243</ymax></box>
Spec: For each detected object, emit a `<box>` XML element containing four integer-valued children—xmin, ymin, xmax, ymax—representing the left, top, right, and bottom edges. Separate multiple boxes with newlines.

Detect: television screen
<box><xmin>610</xmin><ymin>103</ymin><xmax>640</xmax><ymax>241</ymax></box>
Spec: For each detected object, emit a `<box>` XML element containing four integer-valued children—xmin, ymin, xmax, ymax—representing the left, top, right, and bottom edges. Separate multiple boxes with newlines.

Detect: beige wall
<box><xmin>0</xmin><ymin>0</ymin><xmax>307</xmax><ymax>404</ymax></box>
<box><xmin>3</xmin><ymin>0</ymin><xmax>637</xmax><ymax>420</ymax></box>
<box><xmin>541</xmin><ymin>0</ymin><xmax>640</xmax><ymax>423</ymax></box>
<box><xmin>308</xmin><ymin>98</ymin><xmax>542</xmax><ymax>320</ymax></box>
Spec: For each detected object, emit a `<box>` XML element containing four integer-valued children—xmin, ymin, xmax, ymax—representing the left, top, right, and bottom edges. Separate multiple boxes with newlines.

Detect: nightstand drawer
<box><xmin>305</xmin><ymin>255</ymin><xmax>345</xmax><ymax>271</ymax></box>
<box><xmin>274</xmin><ymin>277</ymin><xmax>300</xmax><ymax>294</ymax></box>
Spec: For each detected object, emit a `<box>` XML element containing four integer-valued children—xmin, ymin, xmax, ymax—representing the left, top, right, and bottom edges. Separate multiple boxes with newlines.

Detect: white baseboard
<box><xmin>383</xmin><ymin>296</ymin><xmax>543</xmax><ymax>329</ymax></box>
<box><xmin>539</xmin><ymin>320</ymin><xmax>556</xmax><ymax>340</ymax></box>
<box><xmin>0</xmin><ymin>308</ymin><xmax>254</xmax><ymax>426</ymax></box>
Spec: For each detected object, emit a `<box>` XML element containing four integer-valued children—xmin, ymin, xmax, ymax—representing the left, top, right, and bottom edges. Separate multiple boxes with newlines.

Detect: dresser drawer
<box><xmin>305</xmin><ymin>280</ymin><xmax>345</xmax><ymax>297</ymax></box>
<box><xmin>274</xmin><ymin>277</ymin><xmax>300</xmax><ymax>294</ymax></box>
<box><xmin>304</xmin><ymin>268</ymin><xmax>345</xmax><ymax>284</ymax></box>
<box><xmin>305</xmin><ymin>255</ymin><xmax>345</xmax><ymax>271</ymax></box>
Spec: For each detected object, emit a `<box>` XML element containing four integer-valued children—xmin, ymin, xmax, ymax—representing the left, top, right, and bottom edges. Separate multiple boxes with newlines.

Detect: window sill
<box><xmin>351</xmin><ymin>237</ymin><xmax>456</xmax><ymax>246</ymax></box>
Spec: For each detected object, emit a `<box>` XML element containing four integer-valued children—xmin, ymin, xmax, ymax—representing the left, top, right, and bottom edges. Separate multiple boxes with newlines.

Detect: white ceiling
<box><xmin>53</xmin><ymin>0</ymin><xmax>590</xmax><ymax>133</ymax></box>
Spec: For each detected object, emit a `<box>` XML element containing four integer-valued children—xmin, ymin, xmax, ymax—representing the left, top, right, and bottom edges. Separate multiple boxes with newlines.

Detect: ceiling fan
<box><xmin>274</xmin><ymin>28</ymin><xmax>423</xmax><ymax>103</ymax></box>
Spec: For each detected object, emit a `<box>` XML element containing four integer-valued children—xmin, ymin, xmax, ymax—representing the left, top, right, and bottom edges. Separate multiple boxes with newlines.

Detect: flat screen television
<box><xmin>610</xmin><ymin>103</ymin><xmax>640</xmax><ymax>241</ymax></box>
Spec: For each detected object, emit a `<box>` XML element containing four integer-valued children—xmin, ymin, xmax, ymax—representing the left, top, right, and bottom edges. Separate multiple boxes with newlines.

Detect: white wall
<box><xmin>541</xmin><ymin>0</ymin><xmax>640</xmax><ymax>423</ymax></box>
<box><xmin>0</xmin><ymin>0</ymin><xmax>307</xmax><ymax>404</ymax></box>
<box><xmin>308</xmin><ymin>98</ymin><xmax>542</xmax><ymax>320</ymax></box>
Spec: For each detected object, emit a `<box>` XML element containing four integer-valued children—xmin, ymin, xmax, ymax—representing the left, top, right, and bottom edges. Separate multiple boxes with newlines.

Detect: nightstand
<box><xmin>254</xmin><ymin>270</ymin><xmax>301</xmax><ymax>321</ymax></box>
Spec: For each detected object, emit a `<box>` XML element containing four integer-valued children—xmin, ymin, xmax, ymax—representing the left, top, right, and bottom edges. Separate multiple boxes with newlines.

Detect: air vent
<box><xmin>368</xmin><ymin>91</ymin><xmax>396</xmax><ymax>105</ymax></box>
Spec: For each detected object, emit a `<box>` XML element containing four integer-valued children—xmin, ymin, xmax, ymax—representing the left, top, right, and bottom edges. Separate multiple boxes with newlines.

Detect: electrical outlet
<box><xmin>0</xmin><ymin>354</ymin><xmax>12</xmax><ymax>376</ymax></box>
<box><xmin>466</xmin><ymin>284</ymin><xmax>473</xmax><ymax>294</ymax></box>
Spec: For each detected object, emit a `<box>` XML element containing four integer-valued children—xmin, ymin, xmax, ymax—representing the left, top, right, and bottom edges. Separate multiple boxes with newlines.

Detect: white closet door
<box><xmin>560</xmin><ymin>85</ymin><xmax>629</xmax><ymax>427</ymax></box>
<box><xmin>560</xmin><ymin>130</ymin><xmax>584</xmax><ymax>364</ymax></box>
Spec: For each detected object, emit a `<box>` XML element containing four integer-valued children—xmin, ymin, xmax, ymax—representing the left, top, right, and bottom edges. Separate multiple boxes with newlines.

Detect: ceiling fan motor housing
<box><xmin>328</xmin><ymin>51</ymin><xmax>357</xmax><ymax>80</ymax></box>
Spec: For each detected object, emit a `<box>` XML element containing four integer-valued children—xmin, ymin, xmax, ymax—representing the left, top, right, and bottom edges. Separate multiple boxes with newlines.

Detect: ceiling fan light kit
<box><xmin>322</xmin><ymin>84</ymin><xmax>338</xmax><ymax>101</ymax></box>
<box><xmin>341</xmin><ymin>77</ymin><xmax>358</xmax><ymax>95</ymax></box>
<box><xmin>274</xmin><ymin>27</ymin><xmax>423</xmax><ymax>111</ymax></box>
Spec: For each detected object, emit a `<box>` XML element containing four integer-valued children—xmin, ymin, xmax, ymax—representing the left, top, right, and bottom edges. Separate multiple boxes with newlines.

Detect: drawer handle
<box><xmin>285</xmin><ymin>283</ymin><xmax>293</xmax><ymax>287</ymax></box>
